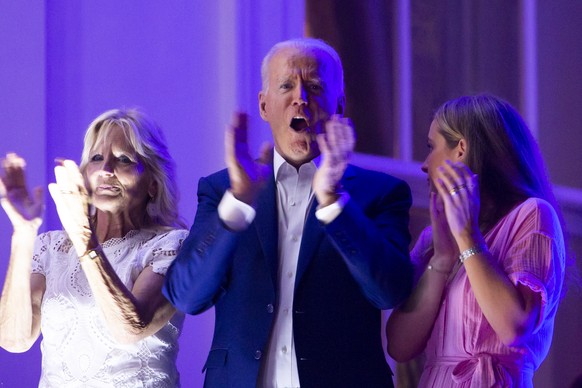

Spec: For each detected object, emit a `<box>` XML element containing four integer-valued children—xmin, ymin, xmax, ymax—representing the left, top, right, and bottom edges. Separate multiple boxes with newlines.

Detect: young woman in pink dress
<box><xmin>387</xmin><ymin>94</ymin><xmax>567</xmax><ymax>387</ymax></box>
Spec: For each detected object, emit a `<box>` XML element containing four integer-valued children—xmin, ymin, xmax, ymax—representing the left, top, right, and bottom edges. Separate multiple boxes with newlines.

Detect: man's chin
<box><xmin>285</xmin><ymin>148</ymin><xmax>319</xmax><ymax>167</ymax></box>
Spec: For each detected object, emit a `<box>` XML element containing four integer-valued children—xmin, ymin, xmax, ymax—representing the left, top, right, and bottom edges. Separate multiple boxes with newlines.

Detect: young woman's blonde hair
<box><xmin>433</xmin><ymin>94</ymin><xmax>579</xmax><ymax>293</ymax></box>
<box><xmin>434</xmin><ymin>94</ymin><xmax>556</xmax><ymax>229</ymax></box>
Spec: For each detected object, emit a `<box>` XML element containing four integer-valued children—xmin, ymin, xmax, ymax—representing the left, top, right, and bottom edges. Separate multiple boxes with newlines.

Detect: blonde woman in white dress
<box><xmin>0</xmin><ymin>108</ymin><xmax>188</xmax><ymax>387</ymax></box>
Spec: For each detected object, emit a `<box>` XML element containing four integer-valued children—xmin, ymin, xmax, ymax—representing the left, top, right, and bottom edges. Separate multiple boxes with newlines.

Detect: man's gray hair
<box><xmin>260</xmin><ymin>38</ymin><xmax>344</xmax><ymax>95</ymax></box>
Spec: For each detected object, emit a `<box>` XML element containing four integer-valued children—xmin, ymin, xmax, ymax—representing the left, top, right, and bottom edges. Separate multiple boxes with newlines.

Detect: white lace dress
<box><xmin>31</xmin><ymin>228</ymin><xmax>188</xmax><ymax>388</ymax></box>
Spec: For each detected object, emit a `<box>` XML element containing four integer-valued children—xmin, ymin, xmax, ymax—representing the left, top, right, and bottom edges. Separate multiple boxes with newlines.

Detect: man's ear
<box><xmin>336</xmin><ymin>95</ymin><xmax>346</xmax><ymax>115</ymax></box>
<box><xmin>258</xmin><ymin>91</ymin><xmax>268</xmax><ymax>121</ymax></box>
<box><xmin>456</xmin><ymin>138</ymin><xmax>467</xmax><ymax>162</ymax></box>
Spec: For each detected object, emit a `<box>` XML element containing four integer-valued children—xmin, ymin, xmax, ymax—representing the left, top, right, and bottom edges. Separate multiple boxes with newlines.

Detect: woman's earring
<box><xmin>146</xmin><ymin>196</ymin><xmax>158</xmax><ymax>218</ymax></box>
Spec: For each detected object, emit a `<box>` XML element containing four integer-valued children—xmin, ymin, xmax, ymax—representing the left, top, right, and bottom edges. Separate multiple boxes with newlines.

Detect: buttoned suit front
<box><xmin>163</xmin><ymin>162</ymin><xmax>413</xmax><ymax>388</ymax></box>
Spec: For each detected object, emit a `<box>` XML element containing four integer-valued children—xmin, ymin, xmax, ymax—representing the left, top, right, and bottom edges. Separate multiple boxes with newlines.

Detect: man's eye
<box><xmin>280</xmin><ymin>83</ymin><xmax>292</xmax><ymax>90</ymax></box>
<box><xmin>90</xmin><ymin>154</ymin><xmax>103</xmax><ymax>162</ymax></box>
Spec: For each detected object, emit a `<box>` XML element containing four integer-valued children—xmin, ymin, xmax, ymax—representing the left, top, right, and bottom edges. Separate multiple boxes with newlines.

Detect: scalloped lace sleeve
<box><xmin>143</xmin><ymin>229</ymin><xmax>189</xmax><ymax>275</ymax></box>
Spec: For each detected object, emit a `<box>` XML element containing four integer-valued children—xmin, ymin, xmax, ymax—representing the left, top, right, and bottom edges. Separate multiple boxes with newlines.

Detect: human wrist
<box><xmin>458</xmin><ymin>243</ymin><xmax>488</xmax><ymax>264</ymax></box>
<box><xmin>455</xmin><ymin>226</ymin><xmax>483</xmax><ymax>252</ymax></box>
<box><xmin>315</xmin><ymin>191</ymin><xmax>341</xmax><ymax>208</ymax></box>
<box><xmin>425</xmin><ymin>254</ymin><xmax>457</xmax><ymax>279</ymax></box>
<box><xmin>315</xmin><ymin>191</ymin><xmax>349</xmax><ymax>224</ymax></box>
<box><xmin>230</xmin><ymin>183</ymin><xmax>260</xmax><ymax>206</ymax></box>
<box><xmin>426</xmin><ymin>262</ymin><xmax>451</xmax><ymax>277</ymax></box>
<box><xmin>80</xmin><ymin>245</ymin><xmax>103</xmax><ymax>263</ymax></box>
<box><xmin>74</xmin><ymin>229</ymin><xmax>99</xmax><ymax>258</ymax></box>
<box><xmin>315</xmin><ymin>182</ymin><xmax>344</xmax><ymax>208</ymax></box>
<box><xmin>429</xmin><ymin>253</ymin><xmax>456</xmax><ymax>271</ymax></box>
<box><xmin>12</xmin><ymin>224</ymin><xmax>41</xmax><ymax>239</ymax></box>
<box><xmin>455</xmin><ymin>228</ymin><xmax>487</xmax><ymax>264</ymax></box>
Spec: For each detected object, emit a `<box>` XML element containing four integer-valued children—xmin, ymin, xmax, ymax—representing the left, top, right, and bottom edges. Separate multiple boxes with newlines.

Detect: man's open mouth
<box><xmin>290</xmin><ymin>117</ymin><xmax>309</xmax><ymax>132</ymax></box>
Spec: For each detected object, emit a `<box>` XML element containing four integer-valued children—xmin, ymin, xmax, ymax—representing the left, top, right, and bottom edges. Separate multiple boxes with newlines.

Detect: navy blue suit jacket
<box><xmin>163</xmin><ymin>163</ymin><xmax>413</xmax><ymax>388</ymax></box>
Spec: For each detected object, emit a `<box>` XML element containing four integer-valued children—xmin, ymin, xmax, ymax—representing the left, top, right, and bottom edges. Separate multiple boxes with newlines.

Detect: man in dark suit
<box><xmin>163</xmin><ymin>38</ymin><xmax>413</xmax><ymax>388</ymax></box>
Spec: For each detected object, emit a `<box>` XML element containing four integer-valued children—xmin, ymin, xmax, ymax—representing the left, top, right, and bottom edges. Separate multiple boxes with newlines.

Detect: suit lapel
<box><xmin>294</xmin><ymin>165</ymin><xmax>357</xmax><ymax>290</ymax></box>
<box><xmin>295</xmin><ymin>196</ymin><xmax>324</xmax><ymax>290</ymax></box>
<box><xmin>253</xmin><ymin>175</ymin><xmax>279</xmax><ymax>287</ymax></box>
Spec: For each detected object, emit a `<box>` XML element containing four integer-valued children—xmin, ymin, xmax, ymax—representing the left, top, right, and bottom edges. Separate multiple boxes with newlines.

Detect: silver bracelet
<box><xmin>458</xmin><ymin>244</ymin><xmax>487</xmax><ymax>263</ymax></box>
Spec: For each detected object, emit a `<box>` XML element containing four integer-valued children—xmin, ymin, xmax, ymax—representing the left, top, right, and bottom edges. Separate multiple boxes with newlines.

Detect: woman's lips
<box><xmin>96</xmin><ymin>185</ymin><xmax>121</xmax><ymax>194</ymax></box>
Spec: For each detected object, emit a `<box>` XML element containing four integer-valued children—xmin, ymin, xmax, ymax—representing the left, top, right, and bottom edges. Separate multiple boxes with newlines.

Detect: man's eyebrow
<box><xmin>274</xmin><ymin>74</ymin><xmax>292</xmax><ymax>83</ymax></box>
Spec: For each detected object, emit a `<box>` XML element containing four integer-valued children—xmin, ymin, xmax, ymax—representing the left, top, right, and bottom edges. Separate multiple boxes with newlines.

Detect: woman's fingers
<box><xmin>47</xmin><ymin>182</ymin><xmax>65</xmax><ymax>210</ymax></box>
<box><xmin>0</xmin><ymin>153</ymin><xmax>44</xmax><ymax>225</ymax></box>
<box><xmin>432</xmin><ymin>160</ymin><xmax>482</xmax><ymax>240</ymax></box>
<box><xmin>51</xmin><ymin>161</ymin><xmax>91</xmax><ymax>230</ymax></box>
<box><xmin>48</xmin><ymin>181</ymin><xmax>76</xmax><ymax>219</ymax></box>
<box><xmin>1</xmin><ymin>153</ymin><xmax>26</xmax><ymax>190</ymax></box>
<box><xmin>434</xmin><ymin>161</ymin><xmax>475</xmax><ymax>201</ymax></box>
<box><xmin>62</xmin><ymin>160</ymin><xmax>87</xmax><ymax>195</ymax></box>
<box><xmin>53</xmin><ymin>161</ymin><xmax>86</xmax><ymax>195</ymax></box>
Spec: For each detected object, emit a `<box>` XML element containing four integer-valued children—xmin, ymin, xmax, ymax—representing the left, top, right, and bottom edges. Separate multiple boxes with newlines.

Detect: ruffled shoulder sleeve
<box><xmin>499</xmin><ymin>198</ymin><xmax>566</xmax><ymax>331</ymax></box>
<box><xmin>141</xmin><ymin>229</ymin><xmax>189</xmax><ymax>276</ymax></box>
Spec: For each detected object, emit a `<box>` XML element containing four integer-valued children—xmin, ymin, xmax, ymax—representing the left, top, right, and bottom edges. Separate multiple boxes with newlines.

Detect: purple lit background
<box><xmin>0</xmin><ymin>2</ymin><xmax>304</xmax><ymax>386</ymax></box>
<box><xmin>1</xmin><ymin>2</ymin><xmax>581</xmax><ymax>387</ymax></box>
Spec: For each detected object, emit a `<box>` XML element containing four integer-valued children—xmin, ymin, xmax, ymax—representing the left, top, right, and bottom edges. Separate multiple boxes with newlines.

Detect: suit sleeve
<box><xmin>162</xmin><ymin>176</ymin><xmax>239</xmax><ymax>315</ymax></box>
<box><xmin>324</xmin><ymin>177</ymin><xmax>413</xmax><ymax>309</ymax></box>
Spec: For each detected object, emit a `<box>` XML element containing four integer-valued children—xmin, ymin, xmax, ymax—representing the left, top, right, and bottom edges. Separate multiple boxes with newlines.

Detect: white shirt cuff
<box><xmin>315</xmin><ymin>192</ymin><xmax>350</xmax><ymax>224</ymax></box>
<box><xmin>218</xmin><ymin>190</ymin><xmax>256</xmax><ymax>231</ymax></box>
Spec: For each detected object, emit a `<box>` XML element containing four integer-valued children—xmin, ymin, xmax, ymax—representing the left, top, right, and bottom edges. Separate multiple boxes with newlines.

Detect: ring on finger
<box><xmin>449</xmin><ymin>184</ymin><xmax>467</xmax><ymax>196</ymax></box>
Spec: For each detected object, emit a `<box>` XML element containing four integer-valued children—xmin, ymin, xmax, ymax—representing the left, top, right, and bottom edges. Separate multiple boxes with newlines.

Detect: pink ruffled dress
<box><xmin>413</xmin><ymin>198</ymin><xmax>566</xmax><ymax>387</ymax></box>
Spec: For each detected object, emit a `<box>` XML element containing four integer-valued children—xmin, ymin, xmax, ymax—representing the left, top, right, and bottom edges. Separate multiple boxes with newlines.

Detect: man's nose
<box><xmin>292</xmin><ymin>84</ymin><xmax>308</xmax><ymax>105</ymax></box>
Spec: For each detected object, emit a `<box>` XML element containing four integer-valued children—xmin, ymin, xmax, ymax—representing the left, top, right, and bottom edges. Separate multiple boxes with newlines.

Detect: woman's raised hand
<box><xmin>428</xmin><ymin>191</ymin><xmax>459</xmax><ymax>271</ymax></box>
<box><xmin>0</xmin><ymin>153</ymin><xmax>43</xmax><ymax>231</ymax></box>
<box><xmin>433</xmin><ymin>160</ymin><xmax>481</xmax><ymax>244</ymax></box>
<box><xmin>48</xmin><ymin>159</ymin><xmax>94</xmax><ymax>257</ymax></box>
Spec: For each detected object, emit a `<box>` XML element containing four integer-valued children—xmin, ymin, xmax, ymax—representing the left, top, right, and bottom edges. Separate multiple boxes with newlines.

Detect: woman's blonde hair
<box><xmin>433</xmin><ymin>93</ymin><xmax>579</xmax><ymax>294</ymax></box>
<box><xmin>434</xmin><ymin>94</ymin><xmax>556</xmax><ymax>229</ymax></box>
<box><xmin>79</xmin><ymin>108</ymin><xmax>184</xmax><ymax>228</ymax></box>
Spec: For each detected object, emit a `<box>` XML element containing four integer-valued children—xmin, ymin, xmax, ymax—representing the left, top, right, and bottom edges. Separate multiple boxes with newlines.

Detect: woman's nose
<box><xmin>100</xmin><ymin>159</ymin><xmax>114</xmax><ymax>176</ymax></box>
<box><xmin>421</xmin><ymin>159</ymin><xmax>428</xmax><ymax>174</ymax></box>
